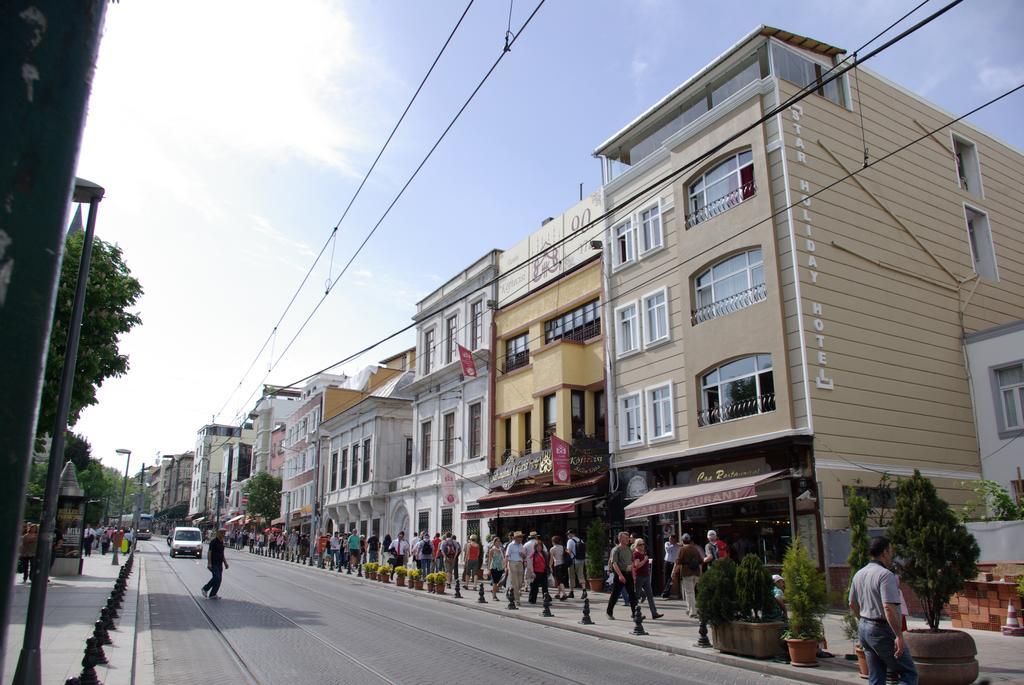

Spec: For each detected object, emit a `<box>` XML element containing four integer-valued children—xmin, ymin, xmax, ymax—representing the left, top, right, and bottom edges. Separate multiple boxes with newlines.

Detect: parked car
<box><xmin>168</xmin><ymin>527</ymin><xmax>204</xmax><ymax>558</ymax></box>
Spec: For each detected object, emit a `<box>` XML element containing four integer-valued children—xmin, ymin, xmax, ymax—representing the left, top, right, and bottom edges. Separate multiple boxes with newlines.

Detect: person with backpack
<box><xmin>415</xmin><ymin>532</ymin><xmax>433</xmax><ymax>576</ymax></box>
<box><xmin>441</xmin><ymin>533</ymin><xmax>461</xmax><ymax>588</ymax></box>
<box><xmin>672</xmin><ymin>533</ymin><xmax>703</xmax><ymax>618</ymax></box>
<box><xmin>565</xmin><ymin>529</ymin><xmax>586</xmax><ymax>598</ymax></box>
<box><xmin>704</xmin><ymin>529</ymin><xmax>728</xmax><ymax>565</ymax></box>
<box><xmin>463</xmin><ymin>534</ymin><xmax>481</xmax><ymax>588</ymax></box>
<box><xmin>431</xmin><ymin>533</ymin><xmax>443</xmax><ymax>573</ymax></box>
<box><xmin>526</xmin><ymin>533</ymin><xmax>549</xmax><ymax>604</ymax></box>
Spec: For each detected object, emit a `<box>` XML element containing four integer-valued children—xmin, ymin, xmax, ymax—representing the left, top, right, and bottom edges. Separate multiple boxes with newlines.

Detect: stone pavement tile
<box><xmin>3</xmin><ymin>551</ymin><xmax>141</xmax><ymax>685</ymax></box>
<box><xmin>251</xmin><ymin>552</ymin><xmax>1024</xmax><ymax>685</ymax></box>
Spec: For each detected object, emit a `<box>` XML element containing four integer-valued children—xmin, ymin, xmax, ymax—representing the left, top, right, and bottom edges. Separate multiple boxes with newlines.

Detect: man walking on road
<box><xmin>606</xmin><ymin>532</ymin><xmax>638</xmax><ymax>620</ymax></box>
<box><xmin>202</xmin><ymin>529</ymin><xmax>229</xmax><ymax>599</ymax></box>
<box><xmin>849</xmin><ymin>536</ymin><xmax>918</xmax><ymax>685</ymax></box>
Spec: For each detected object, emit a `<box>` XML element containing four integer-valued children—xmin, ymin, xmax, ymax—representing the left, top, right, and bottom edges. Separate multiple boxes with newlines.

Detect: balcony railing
<box><xmin>561</xmin><ymin>320</ymin><xmax>601</xmax><ymax>343</ymax></box>
<box><xmin>686</xmin><ymin>180</ymin><xmax>756</xmax><ymax>229</ymax></box>
<box><xmin>691</xmin><ymin>282</ymin><xmax>767</xmax><ymax>325</ymax></box>
<box><xmin>502</xmin><ymin>350</ymin><xmax>530</xmax><ymax>373</ymax></box>
<box><xmin>697</xmin><ymin>393</ymin><xmax>776</xmax><ymax>426</ymax></box>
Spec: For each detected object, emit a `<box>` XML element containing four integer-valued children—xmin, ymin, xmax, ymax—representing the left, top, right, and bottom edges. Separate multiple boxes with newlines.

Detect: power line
<box><xmin>260</xmin><ymin>0</ymin><xmax>970</xmax><ymax>397</ymax></box>
<box><xmin>213</xmin><ymin>0</ymin><xmax>477</xmax><ymax>421</ymax></box>
<box><xmin>222</xmin><ymin>0</ymin><xmax>548</xmax><ymax>424</ymax></box>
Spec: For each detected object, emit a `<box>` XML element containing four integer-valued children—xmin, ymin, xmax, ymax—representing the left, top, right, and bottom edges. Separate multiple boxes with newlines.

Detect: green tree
<box><xmin>960</xmin><ymin>479</ymin><xmax>1023</xmax><ymax>521</ymax></box>
<box><xmin>842</xmin><ymin>494</ymin><xmax>871</xmax><ymax>641</ymax></box>
<box><xmin>736</xmin><ymin>554</ymin><xmax>775</xmax><ymax>622</ymax></box>
<box><xmin>64</xmin><ymin>432</ymin><xmax>92</xmax><ymax>472</ymax></box>
<box><xmin>36</xmin><ymin>232</ymin><xmax>142</xmax><ymax>442</ymax></box>
<box><xmin>585</xmin><ymin>518</ymin><xmax>607</xmax><ymax>580</ymax></box>
<box><xmin>888</xmin><ymin>470</ymin><xmax>980</xmax><ymax>632</ymax></box>
<box><xmin>697</xmin><ymin>557</ymin><xmax>739</xmax><ymax>627</ymax></box>
<box><xmin>782</xmin><ymin>538</ymin><xmax>827</xmax><ymax>641</ymax></box>
<box><xmin>243</xmin><ymin>471</ymin><xmax>281</xmax><ymax>523</ymax></box>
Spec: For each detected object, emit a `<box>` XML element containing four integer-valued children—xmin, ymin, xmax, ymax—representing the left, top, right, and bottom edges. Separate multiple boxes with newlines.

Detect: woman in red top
<box><xmin>631</xmin><ymin>539</ymin><xmax>664</xmax><ymax>619</ymax></box>
<box><xmin>463</xmin><ymin>534</ymin><xmax>482</xmax><ymax>587</ymax></box>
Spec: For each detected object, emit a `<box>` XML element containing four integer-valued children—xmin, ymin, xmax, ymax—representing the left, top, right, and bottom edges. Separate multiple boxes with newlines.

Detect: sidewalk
<box><xmin>256</xmin><ymin>552</ymin><xmax>1024</xmax><ymax>685</ymax></box>
<box><xmin>4</xmin><ymin>550</ymin><xmax>146</xmax><ymax>685</ymax></box>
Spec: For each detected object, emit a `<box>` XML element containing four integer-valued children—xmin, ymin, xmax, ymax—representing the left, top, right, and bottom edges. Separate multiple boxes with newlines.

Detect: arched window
<box><xmin>692</xmin><ymin>248</ymin><xmax>765</xmax><ymax>324</ymax></box>
<box><xmin>687</xmin><ymin>150</ymin><xmax>755</xmax><ymax>227</ymax></box>
<box><xmin>698</xmin><ymin>354</ymin><xmax>775</xmax><ymax>426</ymax></box>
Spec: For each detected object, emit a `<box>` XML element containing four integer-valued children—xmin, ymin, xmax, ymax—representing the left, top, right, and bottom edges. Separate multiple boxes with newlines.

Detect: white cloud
<box><xmin>976</xmin><ymin>60</ymin><xmax>1024</xmax><ymax>93</ymax></box>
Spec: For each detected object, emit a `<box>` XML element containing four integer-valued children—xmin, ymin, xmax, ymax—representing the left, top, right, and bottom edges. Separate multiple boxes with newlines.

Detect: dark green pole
<box><xmin>0</xmin><ymin>0</ymin><xmax>108</xmax><ymax>676</ymax></box>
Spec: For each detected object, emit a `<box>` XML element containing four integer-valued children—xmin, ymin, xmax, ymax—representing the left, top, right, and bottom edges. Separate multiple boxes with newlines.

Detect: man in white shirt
<box><xmin>504</xmin><ymin>531</ymin><xmax>527</xmax><ymax>606</ymax></box>
<box><xmin>661</xmin><ymin>534</ymin><xmax>680</xmax><ymax>598</ymax></box>
<box><xmin>390</xmin><ymin>531</ymin><xmax>410</xmax><ymax>568</ymax></box>
<box><xmin>329</xmin><ymin>532</ymin><xmax>342</xmax><ymax>568</ymax></box>
<box><xmin>565</xmin><ymin>529</ymin><xmax>586</xmax><ymax>598</ymax></box>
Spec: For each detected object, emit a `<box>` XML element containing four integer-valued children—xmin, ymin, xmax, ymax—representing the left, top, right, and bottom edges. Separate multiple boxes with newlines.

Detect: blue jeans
<box><xmin>369</xmin><ymin>550</ymin><xmax>378</xmax><ymax>563</ymax></box>
<box><xmin>202</xmin><ymin>566</ymin><xmax>223</xmax><ymax>597</ymax></box>
<box><xmin>859</xmin><ymin>619</ymin><xmax>918</xmax><ymax>685</ymax></box>
<box><xmin>419</xmin><ymin>558</ymin><xmax>432</xmax><ymax>575</ymax></box>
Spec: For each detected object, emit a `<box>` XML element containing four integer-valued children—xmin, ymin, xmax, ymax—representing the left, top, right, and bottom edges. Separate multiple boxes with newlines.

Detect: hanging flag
<box><xmin>458</xmin><ymin>344</ymin><xmax>478</xmax><ymax>377</ymax></box>
<box><xmin>551</xmin><ymin>435</ymin><xmax>571</xmax><ymax>485</ymax></box>
<box><xmin>441</xmin><ymin>469</ymin><xmax>458</xmax><ymax>505</ymax></box>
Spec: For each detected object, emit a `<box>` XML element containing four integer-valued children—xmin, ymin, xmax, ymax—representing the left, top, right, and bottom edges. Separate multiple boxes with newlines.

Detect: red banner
<box><xmin>551</xmin><ymin>435</ymin><xmax>571</xmax><ymax>485</ymax></box>
<box><xmin>458</xmin><ymin>344</ymin><xmax>477</xmax><ymax>377</ymax></box>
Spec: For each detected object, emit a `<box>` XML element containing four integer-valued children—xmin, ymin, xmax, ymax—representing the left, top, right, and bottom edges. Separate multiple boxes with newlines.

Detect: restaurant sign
<box><xmin>693</xmin><ymin>458</ymin><xmax>768</xmax><ymax>484</ymax></box>
<box><xmin>489</xmin><ymin>448</ymin><xmax>607</xmax><ymax>491</ymax></box>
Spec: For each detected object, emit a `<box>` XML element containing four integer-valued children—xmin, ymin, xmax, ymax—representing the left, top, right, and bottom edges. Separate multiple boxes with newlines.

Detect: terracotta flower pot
<box><xmin>785</xmin><ymin>638</ymin><xmax>819</xmax><ymax>667</ymax></box>
<box><xmin>436</xmin><ymin>584</ymin><xmax>446</xmax><ymax>594</ymax></box>
<box><xmin>855</xmin><ymin>645</ymin><xmax>868</xmax><ymax>679</ymax></box>
<box><xmin>902</xmin><ymin>629</ymin><xmax>978</xmax><ymax>685</ymax></box>
<box><xmin>414</xmin><ymin>580</ymin><xmax>423</xmax><ymax>590</ymax></box>
<box><xmin>588</xmin><ymin>578</ymin><xmax>604</xmax><ymax>592</ymax></box>
<box><xmin>427</xmin><ymin>582</ymin><xmax>434</xmax><ymax>592</ymax></box>
<box><xmin>396</xmin><ymin>576</ymin><xmax>406</xmax><ymax>587</ymax></box>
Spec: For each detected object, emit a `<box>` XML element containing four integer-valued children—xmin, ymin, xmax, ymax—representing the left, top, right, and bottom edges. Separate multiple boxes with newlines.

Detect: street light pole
<box><xmin>112</xmin><ymin>448</ymin><xmax>130</xmax><ymax>565</ymax></box>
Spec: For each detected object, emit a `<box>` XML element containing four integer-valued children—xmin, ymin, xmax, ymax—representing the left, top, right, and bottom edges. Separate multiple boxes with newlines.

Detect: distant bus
<box><xmin>119</xmin><ymin>513</ymin><xmax>154</xmax><ymax>540</ymax></box>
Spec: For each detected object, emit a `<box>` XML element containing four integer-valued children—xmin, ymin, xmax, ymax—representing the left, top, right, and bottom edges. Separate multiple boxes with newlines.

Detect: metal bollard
<box><xmin>105</xmin><ymin>598</ymin><xmax>119</xmax><ymax>621</ymax></box>
<box><xmin>77</xmin><ymin>643</ymin><xmax>100</xmax><ymax>685</ymax></box>
<box><xmin>580</xmin><ymin>595</ymin><xmax>594</xmax><ymax>625</ymax></box>
<box><xmin>695</xmin><ymin>615</ymin><xmax>711</xmax><ymax>648</ymax></box>
<box><xmin>541</xmin><ymin>591</ymin><xmax>554</xmax><ymax>617</ymax></box>
<box><xmin>454</xmin><ymin>578</ymin><xmax>462</xmax><ymax>599</ymax></box>
<box><xmin>86</xmin><ymin>635</ymin><xmax>108</xmax><ymax>665</ymax></box>
<box><xmin>631</xmin><ymin>607</ymin><xmax>648</xmax><ymax>636</ymax></box>
<box><xmin>100</xmin><ymin>607</ymin><xmax>115</xmax><ymax>630</ymax></box>
<box><xmin>478</xmin><ymin>583</ymin><xmax>487</xmax><ymax>604</ymax></box>
<box><xmin>506</xmin><ymin>587</ymin><xmax>518</xmax><ymax>610</ymax></box>
<box><xmin>94</xmin><ymin>619</ymin><xmax>111</xmax><ymax>646</ymax></box>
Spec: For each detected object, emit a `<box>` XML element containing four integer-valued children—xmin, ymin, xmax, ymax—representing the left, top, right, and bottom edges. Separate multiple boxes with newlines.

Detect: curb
<box><xmin>132</xmin><ymin>556</ymin><xmax>155</xmax><ymax>685</ymax></box>
<box><xmin>245</xmin><ymin>552</ymin><xmax>858</xmax><ymax>685</ymax></box>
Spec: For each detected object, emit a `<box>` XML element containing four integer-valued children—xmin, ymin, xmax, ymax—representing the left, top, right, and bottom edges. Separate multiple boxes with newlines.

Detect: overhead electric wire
<box><xmin>221</xmin><ymin>0</ymin><xmax>548</xmax><ymax>423</ymax></box>
<box><xmin>254</xmin><ymin>0</ymin><xmax>971</xmax><ymax>398</ymax></box>
<box><xmin>213</xmin><ymin>0</ymin><xmax>477</xmax><ymax>421</ymax></box>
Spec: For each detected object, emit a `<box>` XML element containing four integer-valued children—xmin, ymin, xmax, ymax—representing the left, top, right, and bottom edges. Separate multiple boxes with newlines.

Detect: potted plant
<box><xmin>395</xmin><ymin>565</ymin><xmax>407</xmax><ymax>587</ymax></box>
<box><xmin>433</xmin><ymin>572</ymin><xmax>447</xmax><ymax>594</ymax></box>
<box><xmin>842</xmin><ymin>494</ymin><xmax>871</xmax><ymax>678</ymax></box>
<box><xmin>782</xmin><ymin>538</ymin><xmax>827</xmax><ymax>667</ymax></box>
<box><xmin>379</xmin><ymin>565</ymin><xmax>392</xmax><ymax>582</ymax></box>
<box><xmin>409</xmin><ymin>568</ymin><xmax>423</xmax><ymax>590</ymax></box>
<box><xmin>585</xmin><ymin>518</ymin><xmax>607</xmax><ymax>593</ymax></box>
<box><xmin>889</xmin><ymin>471</ymin><xmax>980</xmax><ymax>685</ymax></box>
<box><xmin>364</xmin><ymin>562</ymin><xmax>377</xmax><ymax>579</ymax></box>
<box><xmin>697</xmin><ymin>557</ymin><xmax>782</xmax><ymax>659</ymax></box>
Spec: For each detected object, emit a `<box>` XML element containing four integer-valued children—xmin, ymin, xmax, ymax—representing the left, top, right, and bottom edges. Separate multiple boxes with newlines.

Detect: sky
<box><xmin>72</xmin><ymin>0</ymin><xmax>1024</xmax><ymax>473</ymax></box>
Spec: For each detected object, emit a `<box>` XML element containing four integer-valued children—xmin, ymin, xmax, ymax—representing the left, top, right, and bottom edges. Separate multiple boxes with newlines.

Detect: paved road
<box><xmin>142</xmin><ymin>541</ymin><xmax>801</xmax><ymax>685</ymax></box>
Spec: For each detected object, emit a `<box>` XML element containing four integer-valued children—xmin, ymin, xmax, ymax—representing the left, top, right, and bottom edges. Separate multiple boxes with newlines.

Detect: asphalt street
<box><xmin>142</xmin><ymin>540</ymin><xmax>803</xmax><ymax>685</ymax></box>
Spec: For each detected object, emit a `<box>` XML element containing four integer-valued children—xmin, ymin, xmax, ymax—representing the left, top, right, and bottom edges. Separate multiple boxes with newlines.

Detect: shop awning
<box><xmin>461</xmin><ymin>495</ymin><xmax>593</xmax><ymax>521</ymax></box>
<box><xmin>270</xmin><ymin>517</ymin><xmax>285</xmax><ymax>525</ymax></box>
<box><xmin>624</xmin><ymin>470</ymin><xmax>789</xmax><ymax>519</ymax></box>
<box><xmin>191</xmin><ymin>517</ymin><xmax>205</xmax><ymax>523</ymax></box>
<box><xmin>225</xmin><ymin>514</ymin><xmax>245</xmax><ymax>524</ymax></box>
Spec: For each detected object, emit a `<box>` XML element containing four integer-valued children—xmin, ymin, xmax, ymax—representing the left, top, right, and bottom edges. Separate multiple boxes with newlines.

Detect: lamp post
<box><xmin>112</xmin><ymin>448</ymin><xmax>131</xmax><ymax>565</ymax></box>
<box><xmin>12</xmin><ymin>175</ymin><xmax>106</xmax><ymax>685</ymax></box>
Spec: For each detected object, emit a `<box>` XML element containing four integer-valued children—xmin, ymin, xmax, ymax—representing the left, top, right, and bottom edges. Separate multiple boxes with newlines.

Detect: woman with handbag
<box><xmin>484</xmin><ymin>535</ymin><xmax>505</xmax><ymax>600</ymax></box>
<box><xmin>632</xmin><ymin>538</ymin><xmax>663</xmax><ymax>619</ymax></box>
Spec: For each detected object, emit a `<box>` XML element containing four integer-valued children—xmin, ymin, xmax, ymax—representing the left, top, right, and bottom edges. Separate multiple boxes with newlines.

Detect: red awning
<box><xmin>462</xmin><ymin>495</ymin><xmax>592</xmax><ymax>521</ymax></box>
<box><xmin>624</xmin><ymin>470</ymin><xmax>788</xmax><ymax>519</ymax></box>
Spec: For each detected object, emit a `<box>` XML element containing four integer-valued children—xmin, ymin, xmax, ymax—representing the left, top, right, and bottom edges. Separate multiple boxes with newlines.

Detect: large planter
<box><xmin>435</xmin><ymin>584</ymin><xmax>446</xmax><ymax>595</ymax></box>
<box><xmin>588</xmin><ymin>578</ymin><xmax>604</xmax><ymax>592</ymax></box>
<box><xmin>396</xmin><ymin>576</ymin><xmax>406</xmax><ymax>587</ymax></box>
<box><xmin>711</xmin><ymin>621</ymin><xmax>786</xmax><ymax>659</ymax></box>
<box><xmin>855</xmin><ymin>645</ymin><xmax>868</xmax><ymax>679</ymax></box>
<box><xmin>414</xmin><ymin>580</ymin><xmax>424</xmax><ymax>590</ymax></box>
<box><xmin>903</xmin><ymin>629</ymin><xmax>978</xmax><ymax>685</ymax></box>
<box><xmin>785</xmin><ymin>638</ymin><xmax>819</xmax><ymax>667</ymax></box>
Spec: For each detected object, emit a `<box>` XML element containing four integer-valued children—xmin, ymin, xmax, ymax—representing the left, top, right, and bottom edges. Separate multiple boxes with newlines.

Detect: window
<box><xmin>770</xmin><ymin>43</ymin><xmax>845</xmax><ymax>107</ymax></box>
<box><xmin>423</xmin><ymin>329</ymin><xmax>435</xmax><ymax>375</ymax></box>
<box><xmin>361</xmin><ymin>437</ymin><xmax>371</xmax><ymax>482</ymax></box>
<box><xmin>470</xmin><ymin>301</ymin><xmax>484</xmax><ymax>350</ymax></box>
<box><xmin>330</xmin><ymin>451</ymin><xmax>338</xmax><ymax>490</ymax></box>
<box><xmin>350</xmin><ymin>443</ymin><xmax>359</xmax><ymax>485</ymax></box>
<box><xmin>965</xmin><ymin>206</ymin><xmax>998</xmax><ymax>280</ymax></box>
<box><xmin>420</xmin><ymin>421</ymin><xmax>432</xmax><ymax>470</ymax></box>
<box><xmin>613</xmin><ymin>218</ymin><xmax>635</xmax><ymax>267</ymax></box>
<box><xmin>445</xmin><ymin>314</ymin><xmax>459</xmax><ymax>364</ymax></box>
<box><xmin>618</xmin><ymin>392</ymin><xmax>643</xmax><ymax>446</ymax></box>
<box><xmin>615</xmin><ymin>302</ymin><xmax>640</xmax><ymax>356</ymax></box>
<box><xmin>646</xmin><ymin>383</ymin><xmax>674</xmax><ymax>440</ymax></box>
<box><xmin>524</xmin><ymin>411</ymin><xmax>533</xmax><ymax>453</ymax></box>
<box><xmin>693</xmin><ymin>249</ymin><xmax>766</xmax><ymax>324</ymax></box>
<box><xmin>687</xmin><ymin>150</ymin><xmax>755</xmax><ymax>227</ymax></box>
<box><xmin>639</xmin><ymin>202</ymin><xmax>663</xmax><ymax>253</ymax></box>
<box><xmin>643</xmin><ymin>288</ymin><xmax>670</xmax><ymax>346</ymax></box>
<box><xmin>503</xmin><ymin>417</ymin><xmax>512</xmax><ymax>457</ymax></box>
<box><xmin>699</xmin><ymin>354</ymin><xmax>775</xmax><ymax>426</ymax></box>
<box><xmin>544</xmin><ymin>299</ymin><xmax>601</xmax><ymax>343</ymax></box>
<box><xmin>468</xmin><ymin>403</ymin><xmax>482</xmax><ymax>458</ymax></box>
<box><xmin>404</xmin><ymin>437</ymin><xmax>413</xmax><ymax>476</ymax></box>
<box><xmin>418</xmin><ymin>510</ymin><xmax>430</xmax><ymax>535</ymax></box>
<box><xmin>542</xmin><ymin>394</ymin><xmax>557</xmax><ymax>449</ymax></box>
<box><xmin>594</xmin><ymin>390</ymin><xmax>606</xmax><ymax>442</ymax></box>
<box><xmin>441</xmin><ymin>508</ymin><xmax>453</xmax><ymax>534</ymax></box>
<box><xmin>504</xmin><ymin>333</ymin><xmax>529</xmax><ymax>372</ymax></box>
<box><xmin>996</xmin><ymin>364</ymin><xmax>1024</xmax><ymax>430</ymax></box>
<box><xmin>443</xmin><ymin>412</ymin><xmax>455</xmax><ymax>465</ymax></box>
<box><xmin>340</xmin><ymin>447</ymin><xmax>348</xmax><ymax>488</ymax></box>
<box><xmin>952</xmin><ymin>134</ymin><xmax>982</xmax><ymax>197</ymax></box>
<box><xmin>571</xmin><ymin>390</ymin><xmax>586</xmax><ymax>438</ymax></box>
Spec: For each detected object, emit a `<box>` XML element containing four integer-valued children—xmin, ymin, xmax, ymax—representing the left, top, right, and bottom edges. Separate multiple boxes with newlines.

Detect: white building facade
<box><xmin>189</xmin><ymin>423</ymin><xmax>244</xmax><ymax>520</ymax></box>
<box><xmin>395</xmin><ymin>251</ymin><xmax>499</xmax><ymax>542</ymax></box>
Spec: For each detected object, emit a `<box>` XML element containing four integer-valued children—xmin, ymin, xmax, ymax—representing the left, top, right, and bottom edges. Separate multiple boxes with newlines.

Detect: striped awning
<box><xmin>624</xmin><ymin>470</ymin><xmax>789</xmax><ymax>519</ymax></box>
<box><xmin>461</xmin><ymin>495</ymin><xmax>592</xmax><ymax>521</ymax></box>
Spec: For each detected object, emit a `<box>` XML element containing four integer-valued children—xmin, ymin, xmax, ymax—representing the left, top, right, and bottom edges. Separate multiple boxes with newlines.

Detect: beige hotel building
<box><xmin>595</xmin><ymin>26</ymin><xmax>1024</xmax><ymax>571</ymax></box>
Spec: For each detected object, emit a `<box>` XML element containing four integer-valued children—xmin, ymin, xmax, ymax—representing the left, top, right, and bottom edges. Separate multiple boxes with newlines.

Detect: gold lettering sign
<box><xmin>693</xmin><ymin>458</ymin><xmax>767</xmax><ymax>484</ymax></box>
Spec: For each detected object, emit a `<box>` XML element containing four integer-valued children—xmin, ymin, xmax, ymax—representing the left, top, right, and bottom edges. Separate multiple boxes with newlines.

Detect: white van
<box><xmin>169</xmin><ymin>527</ymin><xmax>204</xmax><ymax>558</ymax></box>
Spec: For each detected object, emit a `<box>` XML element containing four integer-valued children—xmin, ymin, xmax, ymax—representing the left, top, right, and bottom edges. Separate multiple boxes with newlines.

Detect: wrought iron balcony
<box><xmin>697</xmin><ymin>393</ymin><xmax>776</xmax><ymax>426</ymax></box>
<box><xmin>691</xmin><ymin>282</ymin><xmax>767</xmax><ymax>325</ymax></box>
<box><xmin>686</xmin><ymin>180</ymin><xmax>756</xmax><ymax>229</ymax></box>
<box><xmin>558</xmin><ymin>320</ymin><xmax>601</xmax><ymax>343</ymax></box>
<box><xmin>502</xmin><ymin>350</ymin><xmax>530</xmax><ymax>373</ymax></box>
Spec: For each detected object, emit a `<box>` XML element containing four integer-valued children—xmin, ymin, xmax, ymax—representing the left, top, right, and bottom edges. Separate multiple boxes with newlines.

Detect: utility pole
<box><xmin>215</xmin><ymin>473</ymin><xmax>222</xmax><ymax>531</ymax></box>
<box><xmin>132</xmin><ymin>463</ymin><xmax>144</xmax><ymax>541</ymax></box>
<box><xmin>0</xmin><ymin>4</ymin><xmax>108</xmax><ymax>673</ymax></box>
